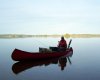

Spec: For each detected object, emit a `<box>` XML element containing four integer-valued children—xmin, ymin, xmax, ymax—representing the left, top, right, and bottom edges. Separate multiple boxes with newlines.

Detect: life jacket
<box><xmin>58</xmin><ymin>39</ymin><xmax>67</xmax><ymax>48</ymax></box>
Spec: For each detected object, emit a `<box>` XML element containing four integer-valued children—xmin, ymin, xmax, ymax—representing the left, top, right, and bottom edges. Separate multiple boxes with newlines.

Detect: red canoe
<box><xmin>11</xmin><ymin>47</ymin><xmax>73</xmax><ymax>61</ymax></box>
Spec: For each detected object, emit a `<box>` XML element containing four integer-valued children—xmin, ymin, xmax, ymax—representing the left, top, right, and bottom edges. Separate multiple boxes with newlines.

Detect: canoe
<box><xmin>12</xmin><ymin>52</ymin><xmax>73</xmax><ymax>74</ymax></box>
<box><xmin>11</xmin><ymin>47</ymin><xmax>73</xmax><ymax>61</ymax></box>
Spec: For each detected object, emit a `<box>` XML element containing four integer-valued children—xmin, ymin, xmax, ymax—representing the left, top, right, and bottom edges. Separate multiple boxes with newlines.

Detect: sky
<box><xmin>0</xmin><ymin>0</ymin><xmax>100</xmax><ymax>34</ymax></box>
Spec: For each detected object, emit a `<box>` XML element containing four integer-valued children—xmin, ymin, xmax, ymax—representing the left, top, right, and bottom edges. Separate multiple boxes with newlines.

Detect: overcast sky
<box><xmin>0</xmin><ymin>0</ymin><xmax>100</xmax><ymax>34</ymax></box>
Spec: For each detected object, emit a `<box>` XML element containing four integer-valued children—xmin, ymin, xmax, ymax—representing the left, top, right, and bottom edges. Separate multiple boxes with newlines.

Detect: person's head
<box><xmin>61</xmin><ymin>36</ymin><xmax>64</xmax><ymax>40</ymax></box>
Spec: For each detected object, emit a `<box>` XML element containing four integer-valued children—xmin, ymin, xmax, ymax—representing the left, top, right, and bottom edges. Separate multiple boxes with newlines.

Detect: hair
<box><xmin>61</xmin><ymin>36</ymin><xmax>64</xmax><ymax>40</ymax></box>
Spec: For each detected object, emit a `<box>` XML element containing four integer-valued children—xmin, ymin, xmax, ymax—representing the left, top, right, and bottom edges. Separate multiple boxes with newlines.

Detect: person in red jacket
<box><xmin>58</xmin><ymin>36</ymin><xmax>67</xmax><ymax>51</ymax></box>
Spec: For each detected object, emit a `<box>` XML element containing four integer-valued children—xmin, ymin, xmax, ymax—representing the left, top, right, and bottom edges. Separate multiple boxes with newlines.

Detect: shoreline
<box><xmin>0</xmin><ymin>34</ymin><xmax>100</xmax><ymax>38</ymax></box>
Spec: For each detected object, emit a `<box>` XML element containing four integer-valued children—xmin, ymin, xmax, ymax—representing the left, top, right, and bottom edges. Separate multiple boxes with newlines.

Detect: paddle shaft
<box><xmin>67</xmin><ymin>39</ymin><xmax>72</xmax><ymax>49</ymax></box>
<box><xmin>67</xmin><ymin>39</ymin><xmax>72</xmax><ymax>64</ymax></box>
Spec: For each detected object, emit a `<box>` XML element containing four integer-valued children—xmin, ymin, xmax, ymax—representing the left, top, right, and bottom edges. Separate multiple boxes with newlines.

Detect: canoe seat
<box><xmin>39</xmin><ymin>47</ymin><xmax>52</xmax><ymax>53</ymax></box>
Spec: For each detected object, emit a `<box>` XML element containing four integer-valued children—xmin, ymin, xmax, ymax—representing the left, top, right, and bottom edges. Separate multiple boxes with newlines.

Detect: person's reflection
<box><xmin>58</xmin><ymin>50</ymin><xmax>73</xmax><ymax>71</ymax></box>
<box><xmin>59</xmin><ymin>57</ymin><xmax>67</xmax><ymax>70</ymax></box>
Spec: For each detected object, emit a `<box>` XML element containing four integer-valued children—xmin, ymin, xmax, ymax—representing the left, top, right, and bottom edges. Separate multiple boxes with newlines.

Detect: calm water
<box><xmin>0</xmin><ymin>37</ymin><xmax>100</xmax><ymax>80</ymax></box>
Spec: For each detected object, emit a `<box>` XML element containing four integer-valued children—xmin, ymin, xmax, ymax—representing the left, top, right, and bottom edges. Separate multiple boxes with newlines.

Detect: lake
<box><xmin>0</xmin><ymin>37</ymin><xmax>100</xmax><ymax>80</ymax></box>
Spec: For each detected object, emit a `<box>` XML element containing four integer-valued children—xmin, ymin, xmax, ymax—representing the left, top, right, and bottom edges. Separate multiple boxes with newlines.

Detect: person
<box><xmin>58</xmin><ymin>36</ymin><xmax>67</xmax><ymax>51</ymax></box>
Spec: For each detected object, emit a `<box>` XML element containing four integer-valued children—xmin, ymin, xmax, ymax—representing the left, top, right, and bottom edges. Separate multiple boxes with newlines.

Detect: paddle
<box><xmin>67</xmin><ymin>39</ymin><xmax>72</xmax><ymax>49</ymax></box>
<box><xmin>67</xmin><ymin>39</ymin><xmax>72</xmax><ymax>65</ymax></box>
<box><xmin>67</xmin><ymin>57</ymin><xmax>72</xmax><ymax>64</ymax></box>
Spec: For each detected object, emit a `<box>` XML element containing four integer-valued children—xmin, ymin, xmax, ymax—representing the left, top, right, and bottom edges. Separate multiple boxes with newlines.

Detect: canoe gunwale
<box><xmin>11</xmin><ymin>47</ymin><xmax>73</xmax><ymax>61</ymax></box>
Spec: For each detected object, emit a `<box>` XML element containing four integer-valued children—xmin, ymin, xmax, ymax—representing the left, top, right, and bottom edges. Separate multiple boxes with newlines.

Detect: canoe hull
<box><xmin>11</xmin><ymin>47</ymin><xmax>73</xmax><ymax>61</ymax></box>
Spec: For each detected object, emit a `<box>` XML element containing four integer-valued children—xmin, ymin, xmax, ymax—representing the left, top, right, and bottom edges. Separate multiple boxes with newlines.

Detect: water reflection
<box><xmin>59</xmin><ymin>51</ymin><xmax>73</xmax><ymax>71</ymax></box>
<box><xmin>12</xmin><ymin>50</ymin><xmax>73</xmax><ymax>74</ymax></box>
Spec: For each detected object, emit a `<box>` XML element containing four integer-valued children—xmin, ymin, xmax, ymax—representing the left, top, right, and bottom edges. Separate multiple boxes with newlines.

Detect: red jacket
<box><xmin>58</xmin><ymin>39</ymin><xmax>67</xmax><ymax>48</ymax></box>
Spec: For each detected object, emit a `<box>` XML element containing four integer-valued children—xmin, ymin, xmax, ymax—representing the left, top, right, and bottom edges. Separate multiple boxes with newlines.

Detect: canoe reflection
<box><xmin>12</xmin><ymin>51</ymin><xmax>73</xmax><ymax>74</ymax></box>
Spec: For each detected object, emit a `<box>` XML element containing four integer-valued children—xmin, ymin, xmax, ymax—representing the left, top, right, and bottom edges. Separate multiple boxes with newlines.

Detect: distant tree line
<box><xmin>0</xmin><ymin>33</ymin><xmax>100</xmax><ymax>38</ymax></box>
